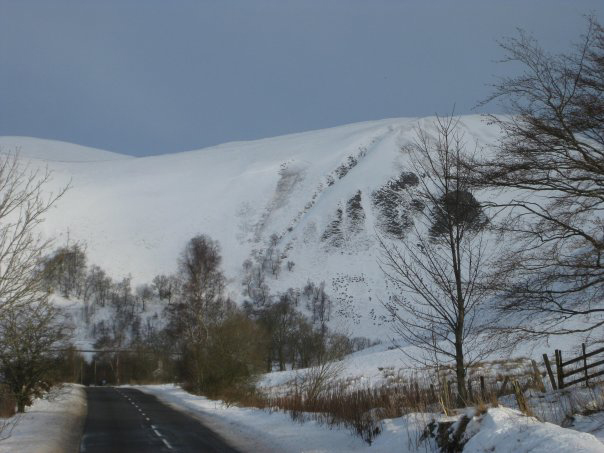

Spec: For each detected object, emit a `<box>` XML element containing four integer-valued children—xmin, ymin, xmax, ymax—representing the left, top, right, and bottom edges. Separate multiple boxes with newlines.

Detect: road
<box><xmin>80</xmin><ymin>387</ymin><xmax>241</xmax><ymax>453</ymax></box>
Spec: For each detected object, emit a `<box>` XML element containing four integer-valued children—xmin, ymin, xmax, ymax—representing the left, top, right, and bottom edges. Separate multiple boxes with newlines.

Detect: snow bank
<box><xmin>0</xmin><ymin>384</ymin><xmax>87</xmax><ymax>453</ymax></box>
<box><xmin>464</xmin><ymin>407</ymin><xmax>604</xmax><ymax>453</ymax></box>
<box><xmin>570</xmin><ymin>412</ymin><xmax>604</xmax><ymax>444</ymax></box>
<box><xmin>136</xmin><ymin>385</ymin><xmax>604</xmax><ymax>453</ymax></box>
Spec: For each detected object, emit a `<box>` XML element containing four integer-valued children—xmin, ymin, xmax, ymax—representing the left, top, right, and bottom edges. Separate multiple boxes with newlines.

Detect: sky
<box><xmin>1</xmin><ymin>1</ymin><xmax>603</xmax><ymax>157</ymax></box>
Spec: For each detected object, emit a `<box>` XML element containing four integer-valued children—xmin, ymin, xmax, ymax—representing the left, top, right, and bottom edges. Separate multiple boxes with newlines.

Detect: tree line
<box><xmin>22</xmin><ymin>234</ymin><xmax>372</xmax><ymax>402</ymax></box>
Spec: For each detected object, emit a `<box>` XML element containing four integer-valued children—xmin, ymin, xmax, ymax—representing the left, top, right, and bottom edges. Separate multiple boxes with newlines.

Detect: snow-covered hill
<box><xmin>0</xmin><ymin>136</ymin><xmax>132</xmax><ymax>162</ymax></box>
<box><xmin>0</xmin><ymin>116</ymin><xmax>500</xmax><ymax>339</ymax></box>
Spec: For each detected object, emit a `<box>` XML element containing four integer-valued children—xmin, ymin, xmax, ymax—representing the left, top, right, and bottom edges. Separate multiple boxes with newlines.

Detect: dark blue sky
<box><xmin>1</xmin><ymin>1</ymin><xmax>602</xmax><ymax>156</ymax></box>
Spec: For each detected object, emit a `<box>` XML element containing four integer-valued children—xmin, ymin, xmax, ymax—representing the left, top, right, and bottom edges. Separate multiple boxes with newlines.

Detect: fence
<box><xmin>543</xmin><ymin>343</ymin><xmax>604</xmax><ymax>389</ymax></box>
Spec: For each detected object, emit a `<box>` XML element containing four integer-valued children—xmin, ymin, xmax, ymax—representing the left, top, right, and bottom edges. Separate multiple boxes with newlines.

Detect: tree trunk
<box><xmin>16</xmin><ymin>394</ymin><xmax>26</xmax><ymax>413</ymax></box>
<box><xmin>278</xmin><ymin>346</ymin><xmax>285</xmax><ymax>372</ymax></box>
<box><xmin>455</xmin><ymin>339</ymin><xmax>468</xmax><ymax>405</ymax></box>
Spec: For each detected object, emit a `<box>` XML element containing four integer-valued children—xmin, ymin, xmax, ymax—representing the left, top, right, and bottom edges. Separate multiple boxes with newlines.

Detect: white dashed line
<box><xmin>150</xmin><ymin>425</ymin><xmax>172</xmax><ymax>449</ymax></box>
<box><xmin>112</xmin><ymin>391</ymin><xmax>173</xmax><ymax>450</ymax></box>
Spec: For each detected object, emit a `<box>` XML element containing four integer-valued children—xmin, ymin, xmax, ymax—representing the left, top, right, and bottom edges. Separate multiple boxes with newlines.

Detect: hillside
<box><xmin>0</xmin><ymin>116</ymin><xmax>500</xmax><ymax>339</ymax></box>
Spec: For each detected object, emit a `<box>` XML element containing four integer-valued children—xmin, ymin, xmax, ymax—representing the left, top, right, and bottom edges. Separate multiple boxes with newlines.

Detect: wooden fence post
<box><xmin>545</xmin><ymin>343</ymin><xmax>604</xmax><ymax>389</ymax></box>
<box><xmin>513</xmin><ymin>380</ymin><xmax>531</xmax><ymax>415</ymax></box>
<box><xmin>582</xmin><ymin>343</ymin><xmax>589</xmax><ymax>387</ymax></box>
<box><xmin>555</xmin><ymin>349</ymin><xmax>564</xmax><ymax>389</ymax></box>
<box><xmin>542</xmin><ymin>354</ymin><xmax>558</xmax><ymax>391</ymax></box>
<box><xmin>480</xmin><ymin>375</ymin><xmax>486</xmax><ymax>400</ymax></box>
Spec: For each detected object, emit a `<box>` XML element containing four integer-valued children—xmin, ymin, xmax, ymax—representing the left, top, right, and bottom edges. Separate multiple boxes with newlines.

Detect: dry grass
<box><xmin>254</xmin><ymin>373</ymin><xmax>470</xmax><ymax>444</ymax></box>
<box><xmin>263</xmin><ymin>382</ymin><xmax>437</xmax><ymax>444</ymax></box>
<box><xmin>217</xmin><ymin>359</ymin><xmax>556</xmax><ymax>443</ymax></box>
<box><xmin>256</xmin><ymin>365</ymin><xmax>551</xmax><ymax>443</ymax></box>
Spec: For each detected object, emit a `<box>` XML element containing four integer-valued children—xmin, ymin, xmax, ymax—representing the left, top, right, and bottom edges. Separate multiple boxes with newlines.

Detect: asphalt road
<box><xmin>80</xmin><ymin>387</ymin><xmax>240</xmax><ymax>453</ymax></box>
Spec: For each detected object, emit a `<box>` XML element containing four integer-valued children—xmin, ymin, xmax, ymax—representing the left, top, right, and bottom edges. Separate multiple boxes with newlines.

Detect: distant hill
<box><xmin>0</xmin><ymin>116</ymin><xmax>500</xmax><ymax>338</ymax></box>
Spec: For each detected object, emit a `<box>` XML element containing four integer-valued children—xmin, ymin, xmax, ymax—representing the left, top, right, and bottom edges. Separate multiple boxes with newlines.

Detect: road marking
<box><xmin>150</xmin><ymin>425</ymin><xmax>173</xmax><ymax>449</ymax></box>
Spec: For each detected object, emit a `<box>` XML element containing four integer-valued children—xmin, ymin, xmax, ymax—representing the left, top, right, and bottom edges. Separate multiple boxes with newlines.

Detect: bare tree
<box><xmin>152</xmin><ymin>274</ymin><xmax>179</xmax><ymax>304</ymax></box>
<box><xmin>479</xmin><ymin>16</ymin><xmax>604</xmax><ymax>337</ymax></box>
<box><xmin>0</xmin><ymin>300</ymin><xmax>69</xmax><ymax>412</ymax></box>
<box><xmin>379</xmin><ymin>115</ymin><xmax>501</xmax><ymax>403</ymax></box>
<box><xmin>167</xmin><ymin>235</ymin><xmax>233</xmax><ymax>392</ymax></box>
<box><xmin>0</xmin><ymin>152</ymin><xmax>69</xmax><ymax>411</ymax></box>
<box><xmin>135</xmin><ymin>284</ymin><xmax>153</xmax><ymax>312</ymax></box>
<box><xmin>295</xmin><ymin>358</ymin><xmax>344</xmax><ymax>405</ymax></box>
<box><xmin>41</xmin><ymin>243</ymin><xmax>87</xmax><ymax>298</ymax></box>
<box><xmin>0</xmin><ymin>152</ymin><xmax>67</xmax><ymax>318</ymax></box>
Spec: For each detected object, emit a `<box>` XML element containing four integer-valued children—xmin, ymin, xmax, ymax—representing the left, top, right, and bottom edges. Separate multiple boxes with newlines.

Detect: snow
<box><xmin>136</xmin><ymin>384</ymin><xmax>604</xmax><ymax>453</ymax></box>
<box><xmin>0</xmin><ymin>384</ymin><xmax>86</xmax><ymax>453</ymax></box>
<box><xmin>0</xmin><ymin>382</ymin><xmax>600</xmax><ymax>453</ymax></box>
<box><xmin>134</xmin><ymin>384</ymin><xmax>429</xmax><ymax>452</ymax></box>
<box><xmin>569</xmin><ymin>412</ymin><xmax>604</xmax><ymax>443</ymax></box>
<box><xmin>0</xmin><ymin>136</ymin><xmax>131</xmax><ymax>162</ymax></box>
<box><xmin>7</xmin><ymin>116</ymin><xmax>595</xmax><ymax>353</ymax></box>
<box><xmin>17</xmin><ymin>114</ymin><xmax>595</xmax><ymax>389</ymax></box>
<box><xmin>464</xmin><ymin>407</ymin><xmax>604</xmax><ymax>453</ymax></box>
<box><xmin>0</xmin><ymin>115</ymin><xmax>504</xmax><ymax>342</ymax></box>
<box><xmin>496</xmin><ymin>385</ymin><xmax>604</xmax><ymax>442</ymax></box>
<box><xmin>3</xmin><ymin>117</ymin><xmax>603</xmax><ymax>450</ymax></box>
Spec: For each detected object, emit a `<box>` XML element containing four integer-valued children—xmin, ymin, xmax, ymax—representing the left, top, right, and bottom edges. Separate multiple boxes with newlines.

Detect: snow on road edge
<box><xmin>133</xmin><ymin>384</ymin><xmax>379</xmax><ymax>452</ymax></box>
<box><xmin>0</xmin><ymin>384</ymin><xmax>87</xmax><ymax>453</ymax></box>
<box><xmin>135</xmin><ymin>384</ymin><xmax>604</xmax><ymax>453</ymax></box>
